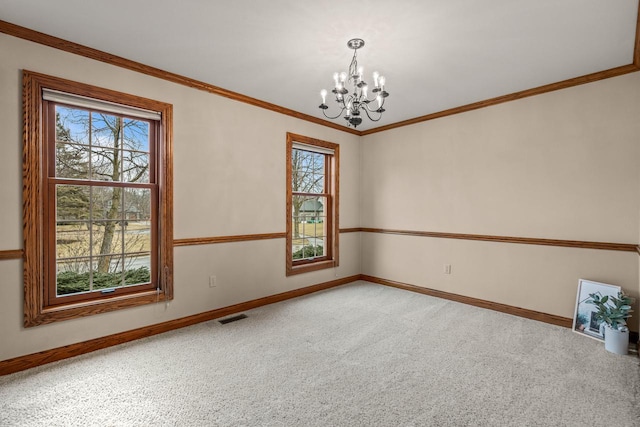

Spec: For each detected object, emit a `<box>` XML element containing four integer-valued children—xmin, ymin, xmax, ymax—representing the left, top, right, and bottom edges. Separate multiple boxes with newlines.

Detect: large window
<box><xmin>23</xmin><ymin>71</ymin><xmax>173</xmax><ymax>326</ymax></box>
<box><xmin>286</xmin><ymin>133</ymin><xmax>339</xmax><ymax>276</ymax></box>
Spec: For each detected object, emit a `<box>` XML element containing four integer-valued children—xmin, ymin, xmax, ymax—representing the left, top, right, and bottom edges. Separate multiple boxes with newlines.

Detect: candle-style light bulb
<box><xmin>377</xmin><ymin>95</ymin><xmax>382</xmax><ymax>109</ymax></box>
<box><xmin>373</xmin><ymin>71</ymin><xmax>380</xmax><ymax>88</ymax></box>
<box><xmin>339</xmin><ymin>72</ymin><xmax>347</xmax><ymax>83</ymax></box>
<box><xmin>333</xmin><ymin>72</ymin><xmax>339</xmax><ymax>87</ymax></box>
<box><xmin>320</xmin><ymin>89</ymin><xmax>327</xmax><ymax>104</ymax></box>
<box><xmin>358</xmin><ymin>66</ymin><xmax>364</xmax><ymax>80</ymax></box>
<box><xmin>379</xmin><ymin>76</ymin><xmax>386</xmax><ymax>90</ymax></box>
<box><xmin>362</xmin><ymin>85</ymin><xmax>368</xmax><ymax>98</ymax></box>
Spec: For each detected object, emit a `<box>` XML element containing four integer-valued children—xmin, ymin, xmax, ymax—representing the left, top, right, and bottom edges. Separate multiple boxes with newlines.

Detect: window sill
<box><xmin>26</xmin><ymin>290</ymin><xmax>171</xmax><ymax>327</ymax></box>
<box><xmin>286</xmin><ymin>259</ymin><xmax>337</xmax><ymax>276</ymax></box>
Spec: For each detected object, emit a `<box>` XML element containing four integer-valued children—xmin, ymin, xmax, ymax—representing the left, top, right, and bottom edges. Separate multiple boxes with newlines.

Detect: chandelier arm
<box><xmin>362</xmin><ymin>98</ymin><xmax>384</xmax><ymax>112</ymax></box>
<box><xmin>361</xmin><ymin>107</ymin><xmax>382</xmax><ymax>122</ymax></box>
<box><xmin>321</xmin><ymin>106</ymin><xmax>347</xmax><ymax>120</ymax></box>
<box><xmin>363</xmin><ymin>95</ymin><xmax>379</xmax><ymax>104</ymax></box>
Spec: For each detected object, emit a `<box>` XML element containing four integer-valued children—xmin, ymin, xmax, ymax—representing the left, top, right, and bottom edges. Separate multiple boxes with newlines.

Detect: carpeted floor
<box><xmin>1</xmin><ymin>281</ymin><xmax>639</xmax><ymax>426</ymax></box>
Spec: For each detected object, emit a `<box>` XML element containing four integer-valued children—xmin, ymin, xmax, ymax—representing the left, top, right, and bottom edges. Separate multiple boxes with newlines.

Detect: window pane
<box><xmin>291</xmin><ymin>195</ymin><xmax>326</xmax><ymax>262</ymax></box>
<box><xmin>122</xmin><ymin>150</ymin><xmax>150</xmax><ymax>183</ymax></box>
<box><xmin>312</xmin><ymin>153</ymin><xmax>325</xmax><ymax>193</ymax></box>
<box><xmin>56</xmin><ymin>106</ymin><xmax>89</xmax><ymax>145</ymax></box>
<box><xmin>92</xmin><ymin>221</ymin><xmax>125</xmax><ymax>256</ymax></box>
<box><xmin>292</xmin><ymin>242</ymin><xmax>323</xmax><ymax>260</ymax></box>
<box><xmin>123</xmin><ymin>188</ymin><xmax>152</xmax><ymax>258</ymax></box>
<box><xmin>292</xmin><ymin>149</ymin><xmax>325</xmax><ymax>194</ymax></box>
<box><xmin>122</xmin><ymin>118</ymin><xmax>150</xmax><ymax>152</ymax></box>
<box><xmin>91</xmin><ymin>146</ymin><xmax>118</xmax><ymax>181</ymax></box>
<box><xmin>56</xmin><ymin>143</ymin><xmax>90</xmax><ymax>179</ymax></box>
<box><xmin>92</xmin><ymin>187</ymin><xmax>124</xmax><ymax>220</ymax></box>
<box><xmin>92</xmin><ymin>112</ymin><xmax>120</xmax><ymax>149</ymax></box>
<box><xmin>292</xmin><ymin>247</ymin><xmax>304</xmax><ymax>260</ymax></box>
<box><xmin>56</xmin><ymin>222</ymin><xmax>91</xmax><ymax>259</ymax></box>
<box><xmin>56</xmin><ymin>257</ymin><xmax>91</xmax><ymax>295</ymax></box>
<box><xmin>300</xmin><ymin>197</ymin><xmax>324</xmax><ymax>225</ymax></box>
<box><xmin>124</xmin><ymin>225</ymin><xmax>151</xmax><ymax>254</ymax></box>
<box><xmin>91</xmin><ymin>112</ymin><xmax>123</xmax><ymax>182</ymax></box>
<box><xmin>292</xmin><ymin>215</ymin><xmax>305</xmax><ymax>255</ymax></box>
<box><xmin>56</xmin><ymin>185</ymin><xmax>90</xmax><ymax>221</ymax></box>
<box><xmin>124</xmin><ymin>254</ymin><xmax>151</xmax><ymax>286</ymax></box>
<box><xmin>292</xmin><ymin>195</ymin><xmax>304</xmax><ymax>212</ymax></box>
<box><xmin>92</xmin><ymin>255</ymin><xmax>124</xmax><ymax>290</ymax></box>
<box><xmin>291</xmin><ymin>149</ymin><xmax>302</xmax><ymax>190</ymax></box>
<box><xmin>99</xmin><ymin>254</ymin><xmax>124</xmax><ymax>275</ymax></box>
<box><xmin>124</xmin><ymin>188</ymin><xmax>151</xmax><ymax>222</ymax></box>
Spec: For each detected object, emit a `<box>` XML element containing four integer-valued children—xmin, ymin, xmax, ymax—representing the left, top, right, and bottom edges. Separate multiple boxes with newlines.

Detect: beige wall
<box><xmin>361</xmin><ymin>72</ymin><xmax>640</xmax><ymax>330</ymax></box>
<box><xmin>0</xmin><ymin>33</ymin><xmax>361</xmax><ymax>361</ymax></box>
<box><xmin>2</xmin><ymin>31</ymin><xmax>640</xmax><ymax>362</ymax></box>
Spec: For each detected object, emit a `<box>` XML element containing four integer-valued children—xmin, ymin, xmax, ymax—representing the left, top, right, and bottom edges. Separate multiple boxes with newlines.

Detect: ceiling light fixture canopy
<box><xmin>318</xmin><ymin>38</ymin><xmax>389</xmax><ymax>128</ymax></box>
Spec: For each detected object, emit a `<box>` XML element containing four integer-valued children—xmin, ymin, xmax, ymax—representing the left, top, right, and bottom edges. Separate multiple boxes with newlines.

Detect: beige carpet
<box><xmin>1</xmin><ymin>281</ymin><xmax>639</xmax><ymax>426</ymax></box>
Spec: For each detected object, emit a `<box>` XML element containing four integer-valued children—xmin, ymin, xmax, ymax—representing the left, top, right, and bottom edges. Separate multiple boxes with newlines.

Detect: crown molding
<box><xmin>3</xmin><ymin>10</ymin><xmax>640</xmax><ymax>137</ymax></box>
<box><xmin>0</xmin><ymin>20</ymin><xmax>359</xmax><ymax>136</ymax></box>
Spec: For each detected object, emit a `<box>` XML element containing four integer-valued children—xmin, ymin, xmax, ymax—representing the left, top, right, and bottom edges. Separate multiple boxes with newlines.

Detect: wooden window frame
<box><xmin>23</xmin><ymin>70</ymin><xmax>174</xmax><ymax>327</ymax></box>
<box><xmin>286</xmin><ymin>133</ymin><xmax>339</xmax><ymax>276</ymax></box>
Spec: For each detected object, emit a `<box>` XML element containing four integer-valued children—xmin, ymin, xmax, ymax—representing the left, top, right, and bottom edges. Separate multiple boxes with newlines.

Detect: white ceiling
<box><xmin>1</xmin><ymin>0</ymin><xmax>638</xmax><ymax>131</ymax></box>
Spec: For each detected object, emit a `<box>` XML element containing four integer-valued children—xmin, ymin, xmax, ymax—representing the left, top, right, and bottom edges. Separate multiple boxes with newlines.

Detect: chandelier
<box><xmin>318</xmin><ymin>38</ymin><xmax>389</xmax><ymax>128</ymax></box>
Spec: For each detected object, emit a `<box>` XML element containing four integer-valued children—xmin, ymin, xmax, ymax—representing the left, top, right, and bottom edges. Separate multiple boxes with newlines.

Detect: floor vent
<box><xmin>218</xmin><ymin>314</ymin><xmax>248</xmax><ymax>325</ymax></box>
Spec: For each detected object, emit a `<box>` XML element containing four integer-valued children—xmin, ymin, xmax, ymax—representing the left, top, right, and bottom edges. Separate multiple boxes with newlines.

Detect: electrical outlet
<box><xmin>209</xmin><ymin>275</ymin><xmax>217</xmax><ymax>288</ymax></box>
<box><xmin>444</xmin><ymin>264</ymin><xmax>452</xmax><ymax>274</ymax></box>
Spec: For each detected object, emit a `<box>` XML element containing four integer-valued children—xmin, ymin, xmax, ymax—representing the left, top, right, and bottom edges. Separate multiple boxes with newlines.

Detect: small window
<box><xmin>23</xmin><ymin>71</ymin><xmax>173</xmax><ymax>326</ymax></box>
<box><xmin>286</xmin><ymin>133</ymin><xmax>339</xmax><ymax>275</ymax></box>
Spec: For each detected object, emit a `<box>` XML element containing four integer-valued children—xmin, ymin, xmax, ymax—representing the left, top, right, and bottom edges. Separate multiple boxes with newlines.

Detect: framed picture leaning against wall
<box><xmin>573</xmin><ymin>279</ymin><xmax>621</xmax><ymax>341</ymax></box>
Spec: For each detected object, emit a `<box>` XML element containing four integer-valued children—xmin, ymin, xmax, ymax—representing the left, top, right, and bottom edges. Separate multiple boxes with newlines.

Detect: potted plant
<box><xmin>587</xmin><ymin>291</ymin><xmax>635</xmax><ymax>355</ymax></box>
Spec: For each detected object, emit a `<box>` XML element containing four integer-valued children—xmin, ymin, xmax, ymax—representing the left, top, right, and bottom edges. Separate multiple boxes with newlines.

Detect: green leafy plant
<box><xmin>587</xmin><ymin>291</ymin><xmax>635</xmax><ymax>331</ymax></box>
<box><xmin>57</xmin><ymin>267</ymin><xmax>151</xmax><ymax>295</ymax></box>
<box><xmin>292</xmin><ymin>245</ymin><xmax>323</xmax><ymax>260</ymax></box>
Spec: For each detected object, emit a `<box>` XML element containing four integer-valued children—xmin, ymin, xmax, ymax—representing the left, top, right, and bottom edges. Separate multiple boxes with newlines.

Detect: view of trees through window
<box><xmin>53</xmin><ymin>105</ymin><xmax>154</xmax><ymax>296</ymax></box>
<box><xmin>291</xmin><ymin>148</ymin><xmax>328</xmax><ymax>261</ymax></box>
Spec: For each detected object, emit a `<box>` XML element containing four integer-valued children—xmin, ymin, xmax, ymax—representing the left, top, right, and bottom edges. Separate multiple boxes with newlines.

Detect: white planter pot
<box><xmin>603</xmin><ymin>325</ymin><xmax>629</xmax><ymax>355</ymax></box>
